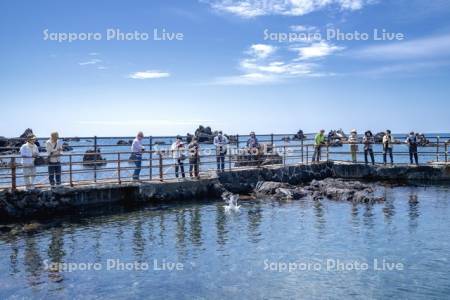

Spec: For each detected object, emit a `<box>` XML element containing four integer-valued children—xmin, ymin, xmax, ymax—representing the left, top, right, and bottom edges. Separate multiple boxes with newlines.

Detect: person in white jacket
<box><xmin>20</xmin><ymin>134</ymin><xmax>39</xmax><ymax>190</ymax></box>
<box><xmin>46</xmin><ymin>132</ymin><xmax>64</xmax><ymax>186</ymax></box>
<box><xmin>382</xmin><ymin>130</ymin><xmax>395</xmax><ymax>165</ymax></box>
<box><xmin>171</xmin><ymin>136</ymin><xmax>185</xmax><ymax>178</ymax></box>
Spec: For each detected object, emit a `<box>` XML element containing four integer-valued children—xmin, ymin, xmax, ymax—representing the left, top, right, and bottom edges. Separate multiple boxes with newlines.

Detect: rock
<box><xmin>117</xmin><ymin>140</ymin><xmax>132</xmax><ymax>145</ymax></box>
<box><xmin>83</xmin><ymin>149</ymin><xmax>107</xmax><ymax>166</ymax></box>
<box><xmin>19</xmin><ymin>128</ymin><xmax>34</xmax><ymax>139</ymax></box>
<box><xmin>305</xmin><ymin>178</ymin><xmax>384</xmax><ymax>204</ymax></box>
<box><xmin>255</xmin><ymin>181</ymin><xmax>291</xmax><ymax>195</ymax></box>
<box><xmin>22</xmin><ymin>222</ymin><xmax>43</xmax><ymax>233</ymax></box>
<box><xmin>62</xmin><ymin>142</ymin><xmax>73</xmax><ymax>151</ymax></box>
<box><xmin>374</xmin><ymin>132</ymin><xmax>385</xmax><ymax>143</ymax></box>
<box><xmin>63</xmin><ymin>137</ymin><xmax>80</xmax><ymax>142</ymax></box>
<box><xmin>154</xmin><ymin>140</ymin><xmax>166</xmax><ymax>145</ymax></box>
<box><xmin>293</xmin><ymin>130</ymin><xmax>306</xmax><ymax>140</ymax></box>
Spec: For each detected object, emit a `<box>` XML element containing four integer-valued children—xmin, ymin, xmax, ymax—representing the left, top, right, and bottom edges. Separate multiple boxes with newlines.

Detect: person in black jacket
<box><xmin>405</xmin><ymin>132</ymin><xmax>419</xmax><ymax>165</ymax></box>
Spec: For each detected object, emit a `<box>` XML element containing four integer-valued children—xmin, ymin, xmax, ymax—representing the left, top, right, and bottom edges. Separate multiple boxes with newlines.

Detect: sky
<box><xmin>1</xmin><ymin>0</ymin><xmax>450</xmax><ymax>137</ymax></box>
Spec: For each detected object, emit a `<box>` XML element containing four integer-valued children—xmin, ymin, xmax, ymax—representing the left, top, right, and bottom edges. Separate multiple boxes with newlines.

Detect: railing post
<box><xmin>117</xmin><ymin>153</ymin><xmax>121</xmax><ymax>184</ymax></box>
<box><xmin>94</xmin><ymin>135</ymin><xmax>98</xmax><ymax>182</ymax></box>
<box><xmin>270</xmin><ymin>133</ymin><xmax>274</xmax><ymax>145</ymax></box>
<box><xmin>445</xmin><ymin>142</ymin><xmax>448</xmax><ymax>163</ymax></box>
<box><xmin>69</xmin><ymin>154</ymin><xmax>73</xmax><ymax>187</ymax></box>
<box><xmin>283</xmin><ymin>145</ymin><xmax>286</xmax><ymax>166</ymax></box>
<box><xmin>236</xmin><ymin>134</ymin><xmax>240</xmax><ymax>149</ymax></box>
<box><xmin>149</xmin><ymin>136</ymin><xmax>153</xmax><ymax>180</ymax></box>
<box><xmin>436</xmin><ymin>136</ymin><xmax>440</xmax><ymax>162</ymax></box>
<box><xmin>301</xmin><ymin>139</ymin><xmax>304</xmax><ymax>164</ymax></box>
<box><xmin>159</xmin><ymin>152</ymin><xmax>163</xmax><ymax>182</ymax></box>
<box><xmin>228</xmin><ymin>151</ymin><xmax>232</xmax><ymax>171</ymax></box>
<box><xmin>11</xmin><ymin>157</ymin><xmax>16</xmax><ymax>191</ymax></box>
<box><xmin>326</xmin><ymin>144</ymin><xmax>330</xmax><ymax>161</ymax></box>
<box><xmin>306</xmin><ymin>145</ymin><xmax>309</xmax><ymax>164</ymax></box>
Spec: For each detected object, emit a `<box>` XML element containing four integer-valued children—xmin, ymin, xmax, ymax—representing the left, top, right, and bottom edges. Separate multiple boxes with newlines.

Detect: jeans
<box><xmin>175</xmin><ymin>159</ymin><xmax>185</xmax><ymax>178</ymax></box>
<box><xmin>364</xmin><ymin>149</ymin><xmax>375</xmax><ymax>165</ymax></box>
<box><xmin>383</xmin><ymin>147</ymin><xmax>393</xmax><ymax>165</ymax></box>
<box><xmin>133</xmin><ymin>155</ymin><xmax>142</xmax><ymax>180</ymax></box>
<box><xmin>189</xmin><ymin>156</ymin><xmax>199</xmax><ymax>177</ymax></box>
<box><xmin>409</xmin><ymin>147</ymin><xmax>419</xmax><ymax>165</ymax></box>
<box><xmin>312</xmin><ymin>146</ymin><xmax>321</xmax><ymax>162</ymax></box>
<box><xmin>48</xmin><ymin>162</ymin><xmax>62</xmax><ymax>185</ymax></box>
<box><xmin>216</xmin><ymin>149</ymin><xmax>226</xmax><ymax>171</ymax></box>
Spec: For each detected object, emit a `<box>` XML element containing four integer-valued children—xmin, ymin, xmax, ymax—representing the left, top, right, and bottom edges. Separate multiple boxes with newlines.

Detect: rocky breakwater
<box><xmin>332</xmin><ymin>162</ymin><xmax>450</xmax><ymax>182</ymax></box>
<box><xmin>0</xmin><ymin>184</ymin><xmax>140</xmax><ymax>220</ymax></box>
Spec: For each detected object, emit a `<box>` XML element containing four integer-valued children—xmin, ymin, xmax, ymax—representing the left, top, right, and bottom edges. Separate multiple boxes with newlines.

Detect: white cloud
<box><xmin>89</xmin><ymin>52</ymin><xmax>100</xmax><ymax>56</ymax></box>
<box><xmin>204</xmin><ymin>0</ymin><xmax>373</xmax><ymax>18</ymax></box>
<box><xmin>128</xmin><ymin>70</ymin><xmax>171</xmax><ymax>79</ymax></box>
<box><xmin>248</xmin><ymin>44</ymin><xmax>277</xmax><ymax>59</ymax></box>
<box><xmin>211</xmin><ymin>40</ymin><xmax>340</xmax><ymax>85</ymax></box>
<box><xmin>79</xmin><ymin>59</ymin><xmax>102</xmax><ymax>66</ymax></box>
<box><xmin>354</xmin><ymin>34</ymin><xmax>450</xmax><ymax>60</ymax></box>
<box><xmin>291</xmin><ymin>41</ymin><xmax>344</xmax><ymax>60</ymax></box>
<box><xmin>290</xmin><ymin>25</ymin><xmax>318</xmax><ymax>32</ymax></box>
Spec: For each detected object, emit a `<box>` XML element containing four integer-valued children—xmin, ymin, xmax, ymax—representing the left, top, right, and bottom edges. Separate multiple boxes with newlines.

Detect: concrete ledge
<box><xmin>1</xmin><ymin>162</ymin><xmax>449</xmax><ymax>220</ymax></box>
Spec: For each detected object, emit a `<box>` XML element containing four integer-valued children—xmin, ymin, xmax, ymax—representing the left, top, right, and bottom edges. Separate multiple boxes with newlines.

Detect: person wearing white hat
<box><xmin>20</xmin><ymin>134</ymin><xmax>39</xmax><ymax>190</ymax></box>
<box><xmin>348</xmin><ymin>129</ymin><xmax>359</xmax><ymax>163</ymax></box>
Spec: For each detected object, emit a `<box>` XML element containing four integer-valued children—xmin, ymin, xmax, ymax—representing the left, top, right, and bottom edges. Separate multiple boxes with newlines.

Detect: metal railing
<box><xmin>0</xmin><ymin>133</ymin><xmax>449</xmax><ymax>190</ymax></box>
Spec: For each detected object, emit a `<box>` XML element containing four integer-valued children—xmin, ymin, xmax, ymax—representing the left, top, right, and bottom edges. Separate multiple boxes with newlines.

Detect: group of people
<box><xmin>17</xmin><ymin>129</ymin><xmax>427</xmax><ymax>190</ymax></box>
<box><xmin>19</xmin><ymin>132</ymin><xmax>63</xmax><ymax>190</ymax></box>
<box><xmin>131</xmin><ymin>131</ymin><xmax>261</xmax><ymax>181</ymax></box>
<box><xmin>313</xmin><ymin>129</ymin><xmax>421</xmax><ymax>165</ymax></box>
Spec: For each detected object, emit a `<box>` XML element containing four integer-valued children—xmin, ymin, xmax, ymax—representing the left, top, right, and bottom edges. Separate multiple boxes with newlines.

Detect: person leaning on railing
<box><xmin>405</xmin><ymin>131</ymin><xmax>419</xmax><ymax>165</ymax></box>
<box><xmin>213</xmin><ymin>131</ymin><xmax>228</xmax><ymax>172</ymax></box>
<box><xmin>312</xmin><ymin>129</ymin><xmax>326</xmax><ymax>162</ymax></box>
<box><xmin>131</xmin><ymin>131</ymin><xmax>145</xmax><ymax>181</ymax></box>
<box><xmin>348</xmin><ymin>129</ymin><xmax>359</xmax><ymax>163</ymax></box>
<box><xmin>188</xmin><ymin>137</ymin><xmax>200</xmax><ymax>178</ymax></box>
<box><xmin>363</xmin><ymin>130</ymin><xmax>375</xmax><ymax>165</ymax></box>
<box><xmin>171</xmin><ymin>136</ymin><xmax>186</xmax><ymax>178</ymax></box>
<box><xmin>382</xmin><ymin>130</ymin><xmax>395</xmax><ymax>165</ymax></box>
<box><xmin>46</xmin><ymin>132</ymin><xmax>63</xmax><ymax>186</ymax></box>
<box><xmin>19</xmin><ymin>134</ymin><xmax>39</xmax><ymax>190</ymax></box>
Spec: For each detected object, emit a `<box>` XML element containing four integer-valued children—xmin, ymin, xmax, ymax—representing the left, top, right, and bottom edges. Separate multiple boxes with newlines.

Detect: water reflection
<box><xmin>0</xmin><ymin>185</ymin><xmax>449</xmax><ymax>299</ymax></box>
<box><xmin>313</xmin><ymin>200</ymin><xmax>326</xmax><ymax>237</ymax></box>
<box><xmin>247</xmin><ymin>206</ymin><xmax>263</xmax><ymax>243</ymax></box>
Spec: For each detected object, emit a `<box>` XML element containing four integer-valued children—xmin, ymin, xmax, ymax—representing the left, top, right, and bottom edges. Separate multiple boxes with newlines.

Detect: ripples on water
<box><xmin>0</xmin><ymin>185</ymin><xmax>450</xmax><ymax>299</ymax></box>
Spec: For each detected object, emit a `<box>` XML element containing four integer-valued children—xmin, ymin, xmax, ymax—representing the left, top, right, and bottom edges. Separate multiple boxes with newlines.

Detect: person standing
<box><xmin>348</xmin><ymin>129</ymin><xmax>359</xmax><ymax>163</ymax></box>
<box><xmin>382</xmin><ymin>130</ymin><xmax>395</xmax><ymax>165</ymax></box>
<box><xmin>20</xmin><ymin>135</ymin><xmax>39</xmax><ymax>190</ymax></box>
<box><xmin>188</xmin><ymin>137</ymin><xmax>200</xmax><ymax>178</ymax></box>
<box><xmin>363</xmin><ymin>131</ymin><xmax>375</xmax><ymax>165</ymax></box>
<box><xmin>171</xmin><ymin>136</ymin><xmax>186</xmax><ymax>178</ymax></box>
<box><xmin>213</xmin><ymin>131</ymin><xmax>228</xmax><ymax>172</ymax></box>
<box><xmin>246</xmin><ymin>131</ymin><xmax>260</xmax><ymax>162</ymax></box>
<box><xmin>46</xmin><ymin>132</ymin><xmax>63</xmax><ymax>186</ymax></box>
<box><xmin>405</xmin><ymin>131</ymin><xmax>419</xmax><ymax>165</ymax></box>
<box><xmin>131</xmin><ymin>131</ymin><xmax>145</xmax><ymax>181</ymax></box>
<box><xmin>312</xmin><ymin>129</ymin><xmax>326</xmax><ymax>162</ymax></box>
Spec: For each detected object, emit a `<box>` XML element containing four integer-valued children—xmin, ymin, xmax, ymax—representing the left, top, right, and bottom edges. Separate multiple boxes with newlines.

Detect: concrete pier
<box><xmin>1</xmin><ymin>162</ymin><xmax>449</xmax><ymax>220</ymax></box>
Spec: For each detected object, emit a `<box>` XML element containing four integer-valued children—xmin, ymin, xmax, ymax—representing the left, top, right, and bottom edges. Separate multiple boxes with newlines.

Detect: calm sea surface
<box><xmin>0</xmin><ymin>184</ymin><xmax>449</xmax><ymax>299</ymax></box>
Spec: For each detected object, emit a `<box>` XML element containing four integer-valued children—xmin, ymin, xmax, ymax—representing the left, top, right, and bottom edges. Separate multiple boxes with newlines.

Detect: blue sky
<box><xmin>1</xmin><ymin>0</ymin><xmax>450</xmax><ymax>137</ymax></box>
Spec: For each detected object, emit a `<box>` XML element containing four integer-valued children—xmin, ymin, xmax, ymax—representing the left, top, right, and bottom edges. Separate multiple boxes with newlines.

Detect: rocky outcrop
<box><xmin>254</xmin><ymin>181</ymin><xmax>307</xmax><ymax>200</ymax></box>
<box><xmin>117</xmin><ymin>140</ymin><xmax>132</xmax><ymax>145</ymax></box>
<box><xmin>304</xmin><ymin>178</ymin><xmax>384</xmax><ymax>203</ymax></box>
<box><xmin>82</xmin><ymin>149</ymin><xmax>107</xmax><ymax>166</ymax></box>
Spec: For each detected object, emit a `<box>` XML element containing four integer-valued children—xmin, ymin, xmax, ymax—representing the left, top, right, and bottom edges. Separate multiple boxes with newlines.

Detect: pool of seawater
<box><xmin>0</xmin><ymin>184</ymin><xmax>450</xmax><ymax>299</ymax></box>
